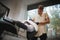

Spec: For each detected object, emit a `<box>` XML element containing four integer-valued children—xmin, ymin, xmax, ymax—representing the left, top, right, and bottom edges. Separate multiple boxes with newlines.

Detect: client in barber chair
<box><xmin>14</xmin><ymin>19</ymin><xmax>38</xmax><ymax>40</ymax></box>
<box><xmin>24</xmin><ymin>19</ymin><xmax>38</xmax><ymax>40</ymax></box>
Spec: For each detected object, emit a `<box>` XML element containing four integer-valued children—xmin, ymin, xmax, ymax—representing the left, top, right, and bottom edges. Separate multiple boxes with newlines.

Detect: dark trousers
<box><xmin>27</xmin><ymin>33</ymin><xmax>47</xmax><ymax>40</ymax></box>
<box><xmin>27</xmin><ymin>31</ymin><xmax>37</xmax><ymax>40</ymax></box>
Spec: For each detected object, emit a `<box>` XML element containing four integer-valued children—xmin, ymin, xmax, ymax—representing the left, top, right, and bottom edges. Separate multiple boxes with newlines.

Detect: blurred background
<box><xmin>0</xmin><ymin>0</ymin><xmax>60</xmax><ymax>40</ymax></box>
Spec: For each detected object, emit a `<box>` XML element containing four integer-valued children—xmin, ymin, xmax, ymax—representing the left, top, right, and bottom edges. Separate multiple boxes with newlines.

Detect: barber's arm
<box><xmin>31</xmin><ymin>18</ymin><xmax>39</xmax><ymax>25</ymax></box>
<box><xmin>39</xmin><ymin>13</ymin><xmax>50</xmax><ymax>24</ymax></box>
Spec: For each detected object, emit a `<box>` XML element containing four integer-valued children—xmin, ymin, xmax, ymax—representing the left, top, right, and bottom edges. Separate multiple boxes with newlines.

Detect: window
<box><xmin>27</xmin><ymin>4</ymin><xmax>60</xmax><ymax>37</ymax></box>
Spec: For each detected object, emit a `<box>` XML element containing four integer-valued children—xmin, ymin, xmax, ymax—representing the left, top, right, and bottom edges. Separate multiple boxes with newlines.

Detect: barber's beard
<box><xmin>38</xmin><ymin>13</ymin><xmax>43</xmax><ymax>16</ymax></box>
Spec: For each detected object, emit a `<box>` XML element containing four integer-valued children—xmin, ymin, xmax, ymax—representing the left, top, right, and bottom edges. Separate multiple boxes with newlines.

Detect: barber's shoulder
<box><xmin>43</xmin><ymin>12</ymin><xmax>48</xmax><ymax>16</ymax></box>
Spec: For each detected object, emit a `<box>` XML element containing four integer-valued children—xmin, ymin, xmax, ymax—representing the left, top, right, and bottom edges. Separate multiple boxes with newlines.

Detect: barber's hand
<box><xmin>39</xmin><ymin>21</ymin><xmax>46</xmax><ymax>24</ymax></box>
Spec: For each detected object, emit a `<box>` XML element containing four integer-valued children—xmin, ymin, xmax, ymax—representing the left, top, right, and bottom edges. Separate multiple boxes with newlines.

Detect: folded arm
<box><xmin>39</xmin><ymin>13</ymin><xmax>50</xmax><ymax>24</ymax></box>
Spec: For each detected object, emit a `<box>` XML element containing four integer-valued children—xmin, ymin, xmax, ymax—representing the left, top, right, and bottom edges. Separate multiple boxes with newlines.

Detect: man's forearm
<box><xmin>39</xmin><ymin>20</ymin><xmax>50</xmax><ymax>24</ymax></box>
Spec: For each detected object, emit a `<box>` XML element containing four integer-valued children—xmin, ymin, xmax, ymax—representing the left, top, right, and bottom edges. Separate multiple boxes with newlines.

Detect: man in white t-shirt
<box><xmin>30</xmin><ymin>5</ymin><xmax>50</xmax><ymax>40</ymax></box>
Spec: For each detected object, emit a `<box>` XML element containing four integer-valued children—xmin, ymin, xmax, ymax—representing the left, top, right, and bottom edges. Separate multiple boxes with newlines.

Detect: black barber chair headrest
<box><xmin>3</xmin><ymin>18</ymin><xmax>15</xmax><ymax>25</ymax></box>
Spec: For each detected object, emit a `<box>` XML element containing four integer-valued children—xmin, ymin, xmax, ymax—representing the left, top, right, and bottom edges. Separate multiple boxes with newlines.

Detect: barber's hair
<box><xmin>38</xmin><ymin>5</ymin><xmax>44</xmax><ymax>10</ymax></box>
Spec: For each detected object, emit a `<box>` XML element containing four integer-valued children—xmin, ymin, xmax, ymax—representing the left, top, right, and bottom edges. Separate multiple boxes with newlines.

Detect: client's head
<box><xmin>0</xmin><ymin>9</ymin><xmax>6</xmax><ymax>18</ymax></box>
<box><xmin>0</xmin><ymin>13</ymin><xmax>5</xmax><ymax>18</ymax></box>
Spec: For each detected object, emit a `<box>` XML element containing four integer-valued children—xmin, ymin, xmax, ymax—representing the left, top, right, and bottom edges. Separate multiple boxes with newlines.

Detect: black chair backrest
<box><xmin>0</xmin><ymin>21</ymin><xmax>17</xmax><ymax>36</ymax></box>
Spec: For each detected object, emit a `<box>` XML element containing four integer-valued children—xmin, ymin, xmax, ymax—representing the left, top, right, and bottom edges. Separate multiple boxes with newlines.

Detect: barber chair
<box><xmin>0</xmin><ymin>18</ymin><xmax>18</xmax><ymax>40</ymax></box>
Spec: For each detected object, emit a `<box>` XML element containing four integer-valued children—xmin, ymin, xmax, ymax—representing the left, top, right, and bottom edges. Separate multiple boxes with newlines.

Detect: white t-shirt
<box><xmin>33</xmin><ymin>13</ymin><xmax>48</xmax><ymax>37</ymax></box>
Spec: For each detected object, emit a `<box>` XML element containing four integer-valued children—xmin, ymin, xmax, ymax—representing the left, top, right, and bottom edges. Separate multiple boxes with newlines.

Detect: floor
<box><xmin>1</xmin><ymin>30</ymin><xmax>60</xmax><ymax>40</ymax></box>
<box><xmin>2</xmin><ymin>34</ymin><xmax>60</xmax><ymax>40</ymax></box>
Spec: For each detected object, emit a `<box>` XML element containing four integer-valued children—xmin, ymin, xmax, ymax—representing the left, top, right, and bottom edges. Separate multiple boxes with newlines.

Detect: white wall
<box><xmin>0</xmin><ymin>0</ymin><xmax>19</xmax><ymax>19</ymax></box>
<box><xmin>22</xmin><ymin>0</ymin><xmax>46</xmax><ymax>5</ymax></box>
<box><xmin>0</xmin><ymin>0</ymin><xmax>47</xmax><ymax>21</ymax></box>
